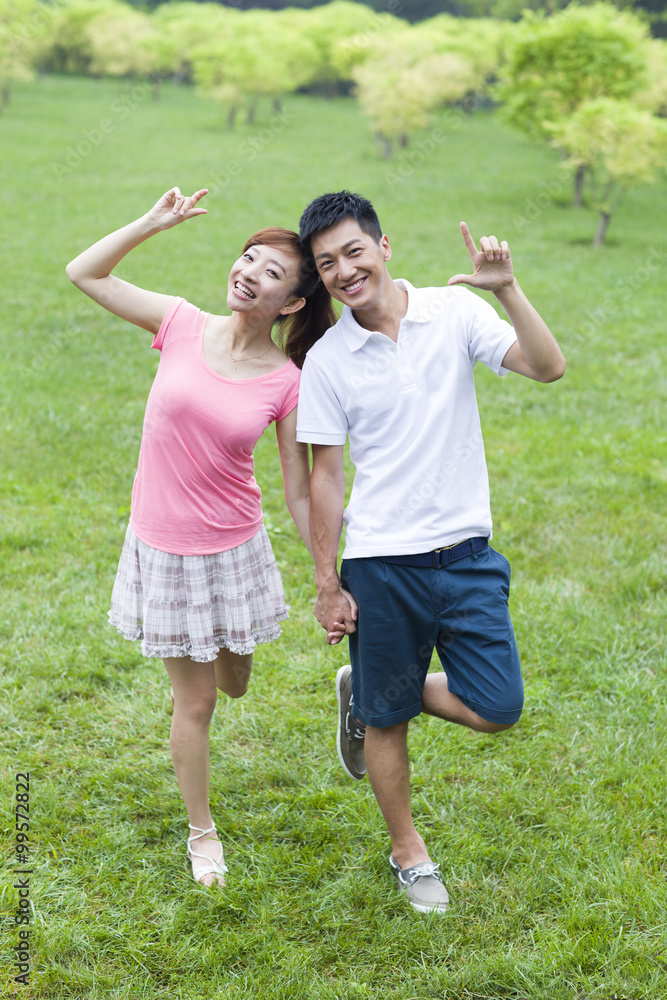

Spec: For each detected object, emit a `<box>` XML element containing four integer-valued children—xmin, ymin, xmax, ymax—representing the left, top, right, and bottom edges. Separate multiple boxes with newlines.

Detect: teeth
<box><xmin>344</xmin><ymin>278</ymin><xmax>365</xmax><ymax>292</ymax></box>
<box><xmin>235</xmin><ymin>281</ymin><xmax>255</xmax><ymax>299</ymax></box>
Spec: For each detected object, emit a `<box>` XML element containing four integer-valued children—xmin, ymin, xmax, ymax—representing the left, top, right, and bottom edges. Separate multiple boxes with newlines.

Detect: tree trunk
<box><xmin>593</xmin><ymin>211</ymin><xmax>611</xmax><ymax>247</ymax></box>
<box><xmin>1</xmin><ymin>82</ymin><xmax>10</xmax><ymax>108</ymax></box>
<box><xmin>246</xmin><ymin>100</ymin><xmax>256</xmax><ymax>126</ymax></box>
<box><xmin>227</xmin><ymin>104</ymin><xmax>237</xmax><ymax>130</ymax></box>
<box><xmin>399</xmin><ymin>133</ymin><xmax>409</xmax><ymax>148</ymax></box>
<box><xmin>379</xmin><ymin>134</ymin><xmax>393</xmax><ymax>158</ymax></box>
<box><xmin>272</xmin><ymin>95</ymin><xmax>282</xmax><ymax>115</ymax></box>
<box><xmin>573</xmin><ymin>165</ymin><xmax>586</xmax><ymax>207</ymax></box>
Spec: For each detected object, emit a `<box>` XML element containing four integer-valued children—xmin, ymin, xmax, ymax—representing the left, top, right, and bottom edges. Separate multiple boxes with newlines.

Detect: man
<box><xmin>295</xmin><ymin>191</ymin><xmax>565</xmax><ymax>914</ymax></box>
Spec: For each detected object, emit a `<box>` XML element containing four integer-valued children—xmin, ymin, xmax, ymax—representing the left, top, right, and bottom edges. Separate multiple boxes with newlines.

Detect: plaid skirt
<box><xmin>108</xmin><ymin>523</ymin><xmax>289</xmax><ymax>661</ymax></box>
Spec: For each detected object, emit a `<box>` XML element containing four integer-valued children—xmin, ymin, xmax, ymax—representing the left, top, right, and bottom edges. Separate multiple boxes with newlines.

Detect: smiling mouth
<box><xmin>234</xmin><ymin>281</ymin><xmax>255</xmax><ymax>300</ymax></box>
<box><xmin>342</xmin><ymin>277</ymin><xmax>366</xmax><ymax>294</ymax></box>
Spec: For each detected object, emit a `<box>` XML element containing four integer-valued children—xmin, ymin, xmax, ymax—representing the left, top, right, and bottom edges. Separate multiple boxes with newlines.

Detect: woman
<box><xmin>66</xmin><ymin>186</ymin><xmax>336</xmax><ymax>887</ymax></box>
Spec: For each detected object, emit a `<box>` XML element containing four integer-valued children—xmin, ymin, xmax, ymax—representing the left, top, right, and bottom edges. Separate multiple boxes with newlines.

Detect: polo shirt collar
<box><xmin>338</xmin><ymin>278</ymin><xmax>427</xmax><ymax>352</ymax></box>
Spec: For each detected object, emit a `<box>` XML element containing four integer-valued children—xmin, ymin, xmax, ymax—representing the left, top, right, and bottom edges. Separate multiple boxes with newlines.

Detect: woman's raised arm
<box><xmin>65</xmin><ymin>187</ymin><xmax>208</xmax><ymax>334</ymax></box>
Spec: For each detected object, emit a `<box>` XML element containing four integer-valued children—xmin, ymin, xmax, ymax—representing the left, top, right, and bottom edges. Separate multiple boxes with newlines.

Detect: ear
<box><xmin>381</xmin><ymin>234</ymin><xmax>392</xmax><ymax>261</ymax></box>
<box><xmin>279</xmin><ymin>296</ymin><xmax>306</xmax><ymax>316</ymax></box>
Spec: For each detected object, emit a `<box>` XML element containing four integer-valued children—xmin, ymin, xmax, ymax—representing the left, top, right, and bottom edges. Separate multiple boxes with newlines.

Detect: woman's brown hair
<box><xmin>242</xmin><ymin>228</ymin><xmax>336</xmax><ymax>369</ymax></box>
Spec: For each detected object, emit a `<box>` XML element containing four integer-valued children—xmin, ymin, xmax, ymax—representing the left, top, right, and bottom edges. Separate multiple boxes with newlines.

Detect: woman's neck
<box><xmin>225</xmin><ymin>310</ymin><xmax>275</xmax><ymax>355</ymax></box>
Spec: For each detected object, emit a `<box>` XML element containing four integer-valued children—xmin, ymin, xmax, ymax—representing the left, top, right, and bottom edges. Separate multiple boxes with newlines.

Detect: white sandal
<box><xmin>187</xmin><ymin>823</ymin><xmax>228</xmax><ymax>887</ymax></box>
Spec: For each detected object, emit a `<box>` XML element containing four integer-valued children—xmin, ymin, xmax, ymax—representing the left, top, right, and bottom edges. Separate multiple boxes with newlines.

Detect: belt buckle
<box><xmin>432</xmin><ymin>538</ymin><xmax>469</xmax><ymax>569</ymax></box>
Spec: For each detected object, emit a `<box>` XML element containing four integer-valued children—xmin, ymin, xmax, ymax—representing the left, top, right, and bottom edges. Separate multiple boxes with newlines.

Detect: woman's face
<box><xmin>227</xmin><ymin>243</ymin><xmax>304</xmax><ymax>320</ymax></box>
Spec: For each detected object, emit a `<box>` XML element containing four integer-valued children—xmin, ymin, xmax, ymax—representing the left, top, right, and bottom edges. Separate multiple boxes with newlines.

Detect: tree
<box><xmin>86</xmin><ymin>5</ymin><xmax>158</xmax><ymax>82</ymax></box>
<box><xmin>192</xmin><ymin>8</ymin><xmax>319</xmax><ymax>127</ymax></box>
<box><xmin>497</xmin><ymin>3</ymin><xmax>650</xmax><ymax>137</ymax></box>
<box><xmin>0</xmin><ymin>0</ymin><xmax>38</xmax><ymax>108</ymax></box>
<box><xmin>547</xmin><ymin>97</ymin><xmax>667</xmax><ymax>244</ymax></box>
<box><xmin>329</xmin><ymin>7</ymin><xmax>404</xmax><ymax>83</ymax></box>
<box><xmin>41</xmin><ymin>0</ymin><xmax>129</xmax><ymax>76</ymax></box>
<box><xmin>417</xmin><ymin>12</ymin><xmax>507</xmax><ymax>90</ymax></box>
<box><xmin>352</xmin><ymin>30</ymin><xmax>479</xmax><ymax>156</ymax></box>
<box><xmin>295</xmin><ymin>0</ymin><xmax>398</xmax><ymax>97</ymax></box>
<box><xmin>632</xmin><ymin>37</ymin><xmax>667</xmax><ymax>116</ymax></box>
<box><xmin>496</xmin><ymin>3</ymin><xmax>652</xmax><ymax>204</ymax></box>
<box><xmin>151</xmin><ymin>2</ymin><xmax>241</xmax><ymax>85</ymax></box>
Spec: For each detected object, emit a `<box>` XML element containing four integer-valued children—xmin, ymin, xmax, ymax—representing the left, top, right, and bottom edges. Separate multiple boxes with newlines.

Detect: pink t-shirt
<box><xmin>130</xmin><ymin>298</ymin><xmax>300</xmax><ymax>555</ymax></box>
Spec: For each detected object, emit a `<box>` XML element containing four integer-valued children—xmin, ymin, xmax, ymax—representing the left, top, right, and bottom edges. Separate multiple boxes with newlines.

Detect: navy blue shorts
<box><xmin>340</xmin><ymin>544</ymin><xmax>523</xmax><ymax>728</ymax></box>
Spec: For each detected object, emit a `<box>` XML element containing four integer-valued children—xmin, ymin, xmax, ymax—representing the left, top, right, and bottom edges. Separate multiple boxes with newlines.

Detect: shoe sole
<box><xmin>406</xmin><ymin>897</ymin><xmax>449</xmax><ymax>914</ymax></box>
<box><xmin>335</xmin><ymin>665</ymin><xmax>365</xmax><ymax>780</ymax></box>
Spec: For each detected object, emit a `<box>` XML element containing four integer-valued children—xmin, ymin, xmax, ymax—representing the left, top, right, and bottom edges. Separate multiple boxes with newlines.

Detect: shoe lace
<box><xmin>345</xmin><ymin>710</ymin><xmax>366</xmax><ymax>741</ymax></box>
<box><xmin>403</xmin><ymin>862</ymin><xmax>442</xmax><ymax>885</ymax></box>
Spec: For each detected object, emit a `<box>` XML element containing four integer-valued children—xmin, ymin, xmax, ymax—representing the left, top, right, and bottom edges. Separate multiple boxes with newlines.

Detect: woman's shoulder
<box><xmin>154</xmin><ymin>298</ymin><xmax>206</xmax><ymax>350</ymax></box>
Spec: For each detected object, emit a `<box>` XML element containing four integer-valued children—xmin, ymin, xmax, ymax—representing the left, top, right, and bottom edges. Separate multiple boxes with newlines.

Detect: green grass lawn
<box><xmin>1</xmin><ymin>74</ymin><xmax>666</xmax><ymax>999</ymax></box>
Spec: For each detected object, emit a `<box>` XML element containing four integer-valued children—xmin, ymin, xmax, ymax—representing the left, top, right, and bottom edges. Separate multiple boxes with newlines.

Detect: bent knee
<box><xmin>471</xmin><ymin>704</ymin><xmax>523</xmax><ymax>734</ymax></box>
<box><xmin>220</xmin><ymin>679</ymin><xmax>249</xmax><ymax>699</ymax></box>
<box><xmin>482</xmin><ymin>719</ymin><xmax>517</xmax><ymax>733</ymax></box>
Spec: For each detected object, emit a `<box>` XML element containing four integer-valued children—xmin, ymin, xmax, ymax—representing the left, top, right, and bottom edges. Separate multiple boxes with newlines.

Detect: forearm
<box><xmin>286</xmin><ymin>494</ymin><xmax>313</xmax><ymax>560</ymax></box>
<box><xmin>66</xmin><ymin>215</ymin><xmax>159</xmax><ymax>285</ymax></box>
<box><xmin>309</xmin><ymin>468</ymin><xmax>344</xmax><ymax>592</ymax></box>
<box><xmin>495</xmin><ymin>279</ymin><xmax>565</xmax><ymax>382</ymax></box>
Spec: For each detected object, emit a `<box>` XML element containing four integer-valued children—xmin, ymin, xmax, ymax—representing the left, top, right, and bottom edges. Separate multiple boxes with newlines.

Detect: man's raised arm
<box><xmin>448</xmin><ymin>221</ymin><xmax>565</xmax><ymax>383</ymax></box>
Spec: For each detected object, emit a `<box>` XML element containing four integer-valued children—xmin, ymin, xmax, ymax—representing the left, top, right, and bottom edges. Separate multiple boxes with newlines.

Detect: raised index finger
<box><xmin>459</xmin><ymin>221</ymin><xmax>477</xmax><ymax>255</ymax></box>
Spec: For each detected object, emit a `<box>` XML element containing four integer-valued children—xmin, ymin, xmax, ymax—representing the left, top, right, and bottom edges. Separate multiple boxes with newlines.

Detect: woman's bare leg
<box><xmin>213</xmin><ymin>649</ymin><xmax>253</xmax><ymax>698</ymax></box>
<box><xmin>164</xmin><ymin>656</ymin><xmax>223</xmax><ymax>885</ymax></box>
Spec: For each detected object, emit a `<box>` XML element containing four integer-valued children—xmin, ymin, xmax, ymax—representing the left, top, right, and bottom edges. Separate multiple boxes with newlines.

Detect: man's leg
<box><xmin>421</xmin><ymin>673</ymin><xmax>514</xmax><ymax>733</ymax></box>
<box><xmin>364</xmin><ymin>720</ymin><xmax>430</xmax><ymax>869</ymax></box>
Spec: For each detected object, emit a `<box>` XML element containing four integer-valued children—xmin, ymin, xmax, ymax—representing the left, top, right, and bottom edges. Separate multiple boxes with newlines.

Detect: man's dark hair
<box><xmin>299</xmin><ymin>191</ymin><xmax>382</xmax><ymax>255</ymax></box>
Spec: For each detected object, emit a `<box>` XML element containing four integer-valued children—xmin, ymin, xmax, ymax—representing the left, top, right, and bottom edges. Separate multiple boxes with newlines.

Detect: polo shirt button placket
<box><xmin>397</xmin><ymin>326</ymin><xmax>417</xmax><ymax>391</ymax></box>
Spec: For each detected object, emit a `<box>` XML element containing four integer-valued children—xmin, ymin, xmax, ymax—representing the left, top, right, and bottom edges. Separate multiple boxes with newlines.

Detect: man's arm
<box><xmin>494</xmin><ymin>281</ymin><xmax>565</xmax><ymax>382</ymax></box>
<box><xmin>310</xmin><ymin>443</ymin><xmax>357</xmax><ymax>645</ymax></box>
<box><xmin>448</xmin><ymin>222</ymin><xmax>565</xmax><ymax>383</ymax></box>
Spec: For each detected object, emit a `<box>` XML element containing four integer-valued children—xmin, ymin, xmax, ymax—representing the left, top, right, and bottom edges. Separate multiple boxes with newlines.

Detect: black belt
<box><xmin>379</xmin><ymin>536</ymin><xmax>488</xmax><ymax>569</ymax></box>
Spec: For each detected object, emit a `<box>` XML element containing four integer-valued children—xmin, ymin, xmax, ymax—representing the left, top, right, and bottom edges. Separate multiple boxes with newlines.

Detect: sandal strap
<box><xmin>187</xmin><ymin>822</ymin><xmax>228</xmax><ymax>880</ymax></box>
<box><xmin>187</xmin><ymin>822</ymin><xmax>217</xmax><ymax>841</ymax></box>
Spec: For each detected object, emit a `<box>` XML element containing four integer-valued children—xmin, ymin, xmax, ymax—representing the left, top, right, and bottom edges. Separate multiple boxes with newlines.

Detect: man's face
<box><xmin>310</xmin><ymin>218</ymin><xmax>391</xmax><ymax>310</ymax></box>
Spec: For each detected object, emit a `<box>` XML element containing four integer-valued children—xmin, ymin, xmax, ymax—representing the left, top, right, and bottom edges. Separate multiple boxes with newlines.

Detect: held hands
<box><xmin>146</xmin><ymin>187</ymin><xmax>208</xmax><ymax>231</ymax></box>
<box><xmin>314</xmin><ymin>586</ymin><xmax>358</xmax><ymax>646</ymax></box>
<box><xmin>448</xmin><ymin>221</ymin><xmax>515</xmax><ymax>293</ymax></box>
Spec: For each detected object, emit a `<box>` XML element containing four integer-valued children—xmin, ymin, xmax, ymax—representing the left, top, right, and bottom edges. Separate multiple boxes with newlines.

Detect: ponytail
<box><xmin>280</xmin><ymin>277</ymin><xmax>337</xmax><ymax>370</ymax></box>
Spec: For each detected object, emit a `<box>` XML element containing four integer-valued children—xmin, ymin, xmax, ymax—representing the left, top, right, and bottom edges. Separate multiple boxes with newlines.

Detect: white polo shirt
<box><xmin>296</xmin><ymin>279</ymin><xmax>517</xmax><ymax>559</ymax></box>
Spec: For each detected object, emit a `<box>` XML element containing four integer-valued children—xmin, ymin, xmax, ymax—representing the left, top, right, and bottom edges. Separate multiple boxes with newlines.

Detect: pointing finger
<box><xmin>460</xmin><ymin>221</ymin><xmax>477</xmax><ymax>254</ymax></box>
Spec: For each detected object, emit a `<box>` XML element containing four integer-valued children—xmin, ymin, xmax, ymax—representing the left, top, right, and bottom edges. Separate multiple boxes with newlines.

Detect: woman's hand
<box><xmin>146</xmin><ymin>187</ymin><xmax>209</xmax><ymax>231</ymax></box>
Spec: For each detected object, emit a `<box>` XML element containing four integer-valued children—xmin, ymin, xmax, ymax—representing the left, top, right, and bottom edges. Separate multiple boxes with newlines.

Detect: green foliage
<box><xmin>151</xmin><ymin>2</ymin><xmax>229</xmax><ymax>82</ymax></box>
<box><xmin>0</xmin><ymin>0</ymin><xmax>44</xmax><ymax>100</ymax></box>
<box><xmin>497</xmin><ymin>2</ymin><xmax>651</xmax><ymax>139</ymax></box>
<box><xmin>191</xmin><ymin>8</ymin><xmax>320</xmax><ymax>126</ymax></box>
<box><xmin>415</xmin><ymin>13</ymin><xmax>508</xmax><ymax>89</ymax></box>
<box><xmin>86</xmin><ymin>5</ymin><xmax>157</xmax><ymax>80</ymax></box>
<box><xmin>293</xmin><ymin>0</ymin><xmax>389</xmax><ymax>93</ymax></box>
<box><xmin>40</xmin><ymin>0</ymin><xmax>134</xmax><ymax>76</ymax></box>
<box><xmin>352</xmin><ymin>26</ymin><xmax>484</xmax><ymax>155</ymax></box>
<box><xmin>547</xmin><ymin>96</ymin><xmax>667</xmax><ymax>243</ymax></box>
<box><xmin>351</xmin><ymin>16</ymin><xmax>507</xmax><ymax>156</ymax></box>
<box><xmin>328</xmin><ymin>5</ymin><xmax>404</xmax><ymax>81</ymax></box>
<box><xmin>633</xmin><ymin>36</ymin><xmax>667</xmax><ymax>115</ymax></box>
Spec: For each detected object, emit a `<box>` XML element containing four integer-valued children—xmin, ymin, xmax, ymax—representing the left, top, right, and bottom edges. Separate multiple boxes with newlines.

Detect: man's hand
<box><xmin>448</xmin><ymin>221</ymin><xmax>515</xmax><ymax>293</ymax></box>
<box><xmin>314</xmin><ymin>586</ymin><xmax>358</xmax><ymax>646</ymax></box>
